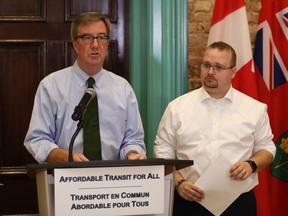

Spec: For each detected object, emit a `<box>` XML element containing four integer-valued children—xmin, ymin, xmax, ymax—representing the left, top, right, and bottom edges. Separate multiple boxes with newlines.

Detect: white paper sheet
<box><xmin>195</xmin><ymin>156</ymin><xmax>254</xmax><ymax>216</ymax></box>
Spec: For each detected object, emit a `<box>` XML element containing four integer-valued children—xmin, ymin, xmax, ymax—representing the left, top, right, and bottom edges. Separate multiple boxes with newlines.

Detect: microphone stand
<box><xmin>68</xmin><ymin>112</ymin><xmax>84</xmax><ymax>162</ymax></box>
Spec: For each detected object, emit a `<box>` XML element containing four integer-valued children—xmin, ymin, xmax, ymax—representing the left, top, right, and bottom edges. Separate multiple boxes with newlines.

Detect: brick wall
<box><xmin>188</xmin><ymin>0</ymin><xmax>261</xmax><ymax>91</ymax></box>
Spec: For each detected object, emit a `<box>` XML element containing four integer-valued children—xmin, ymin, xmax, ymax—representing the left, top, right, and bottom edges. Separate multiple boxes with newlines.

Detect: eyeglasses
<box><xmin>75</xmin><ymin>34</ymin><xmax>109</xmax><ymax>45</ymax></box>
<box><xmin>200</xmin><ymin>63</ymin><xmax>235</xmax><ymax>72</ymax></box>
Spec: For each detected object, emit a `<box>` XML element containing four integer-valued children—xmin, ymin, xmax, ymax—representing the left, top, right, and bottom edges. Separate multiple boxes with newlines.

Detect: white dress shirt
<box><xmin>154</xmin><ymin>86</ymin><xmax>276</xmax><ymax>191</ymax></box>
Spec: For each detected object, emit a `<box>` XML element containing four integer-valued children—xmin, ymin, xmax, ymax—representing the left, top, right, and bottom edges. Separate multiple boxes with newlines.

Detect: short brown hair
<box><xmin>207</xmin><ymin>41</ymin><xmax>236</xmax><ymax>67</ymax></box>
<box><xmin>70</xmin><ymin>12</ymin><xmax>111</xmax><ymax>41</ymax></box>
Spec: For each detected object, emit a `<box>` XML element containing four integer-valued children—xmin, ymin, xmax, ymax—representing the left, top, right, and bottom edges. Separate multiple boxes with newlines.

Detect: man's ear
<box><xmin>72</xmin><ymin>40</ymin><xmax>79</xmax><ymax>54</ymax></box>
<box><xmin>231</xmin><ymin>67</ymin><xmax>237</xmax><ymax>79</ymax></box>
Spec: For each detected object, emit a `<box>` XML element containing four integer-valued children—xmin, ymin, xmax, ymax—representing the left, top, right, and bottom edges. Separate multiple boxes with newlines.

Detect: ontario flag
<box><xmin>208</xmin><ymin>0</ymin><xmax>258</xmax><ymax>100</ymax></box>
<box><xmin>253</xmin><ymin>0</ymin><xmax>288</xmax><ymax>215</ymax></box>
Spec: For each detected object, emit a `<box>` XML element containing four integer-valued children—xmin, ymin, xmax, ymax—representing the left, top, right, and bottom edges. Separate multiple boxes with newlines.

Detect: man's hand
<box><xmin>177</xmin><ymin>180</ymin><xmax>205</xmax><ymax>202</ymax></box>
<box><xmin>126</xmin><ymin>151</ymin><xmax>147</xmax><ymax>160</ymax></box>
<box><xmin>229</xmin><ymin>161</ymin><xmax>252</xmax><ymax>180</ymax></box>
<box><xmin>46</xmin><ymin>148</ymin><xmax>89</xmax><ymax>163</ymax></box>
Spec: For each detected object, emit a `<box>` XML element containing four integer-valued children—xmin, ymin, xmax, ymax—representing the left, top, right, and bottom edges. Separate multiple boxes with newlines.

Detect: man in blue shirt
<box><xmin>24</xmin><ymin>12</ymin><xmax>146</xmax><ymax>163</ymax></box>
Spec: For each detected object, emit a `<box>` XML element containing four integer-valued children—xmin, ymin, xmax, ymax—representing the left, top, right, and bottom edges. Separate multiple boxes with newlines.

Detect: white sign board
<box><xmin>54</xmin><ymin>165</ymin><xmax>164</xmax><ymax>216</ymax></box>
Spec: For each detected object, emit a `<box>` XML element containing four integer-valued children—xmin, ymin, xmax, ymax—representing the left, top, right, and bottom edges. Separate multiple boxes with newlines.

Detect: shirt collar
<box><xmin>72</xmin><ymin>61</ymin><xmax>105</xmax><ymax>88</ymax></box>
<box><xmin>200</xmin><ymin>86</ymin><xmax>233</xmax><ymax>102</ymax></box>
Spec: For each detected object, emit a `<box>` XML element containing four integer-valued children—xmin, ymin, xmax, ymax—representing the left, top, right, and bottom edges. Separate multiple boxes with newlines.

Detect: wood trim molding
<box><xmin>0</xmin><ymin>0</ymin><xmax>46</xmax><ymax>22</ymax></box>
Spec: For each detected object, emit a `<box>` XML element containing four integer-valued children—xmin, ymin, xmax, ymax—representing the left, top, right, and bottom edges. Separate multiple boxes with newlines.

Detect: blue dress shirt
<box><xmin>24</xmin><ymin>61</ymin><xmax>146</xmax><ymax>163</ymax></box>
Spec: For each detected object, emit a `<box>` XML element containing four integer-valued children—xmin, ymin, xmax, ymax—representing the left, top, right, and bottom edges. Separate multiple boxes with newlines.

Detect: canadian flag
<box><xmin>208</xmin><ymin>0</ymin><xmax>258</xmax><ymax>100</ymax></box>
<box><xmin>208</xmin><ymin>1</ymin><xmax>273</xmax><ymax>215</ymax></box>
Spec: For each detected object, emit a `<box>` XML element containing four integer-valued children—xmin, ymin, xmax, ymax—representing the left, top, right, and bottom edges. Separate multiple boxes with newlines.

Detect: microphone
<box><xmin>71</xmin><ymin>88</ymin><xmax>96</xmax><ymax>121</ymax></box>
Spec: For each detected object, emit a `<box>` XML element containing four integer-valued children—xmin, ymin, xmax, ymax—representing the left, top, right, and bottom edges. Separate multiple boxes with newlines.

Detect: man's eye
<box><xmin>203</xmin><ymin>64</ymin><xmax>210</xmax><ymax>69</ymax></box>
<box><xmin>83</xmin><ymin>35</ymin><xmax>93</xmax><ymax>40</ymax></box>
<box><xmin>98</xmin><ymin>35</ymin><xmax>105</xmax><ymax>40</ymax></box>
<box><xmin>215</xmin><ymin>65</ymin><xmax>223</xmax><ymax>71</ymax></box>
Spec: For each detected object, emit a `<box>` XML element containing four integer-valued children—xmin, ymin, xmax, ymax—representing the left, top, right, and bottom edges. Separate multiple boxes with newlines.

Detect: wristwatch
<box><xmin>246</xmin><ymin>160</ymin><xmax>257</xmax><ymax>173</ymax></box>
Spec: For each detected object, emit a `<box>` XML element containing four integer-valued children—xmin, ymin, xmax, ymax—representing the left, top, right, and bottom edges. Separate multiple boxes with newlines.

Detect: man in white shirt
<box><xmin>154</xmin><ymin>41</ymin><xmax>276</xmax><ymax>216</ymax></box>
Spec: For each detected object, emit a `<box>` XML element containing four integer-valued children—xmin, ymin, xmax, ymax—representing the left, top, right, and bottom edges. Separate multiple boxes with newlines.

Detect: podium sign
<box><xmin>54</xmin><ymin>165</ymin><xmax>164</xmax><ymax>216</ymax></box>
<box><xmin>27</xmin><ymin>159</ymin><xmax>194</xmax><ymax>216</ymax></box>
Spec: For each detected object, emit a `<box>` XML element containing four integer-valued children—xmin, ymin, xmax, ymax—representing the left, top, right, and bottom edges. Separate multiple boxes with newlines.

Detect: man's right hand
<box><xmin>177</xmin><ymin>181</ymin><xmax>205</xmax><ymax>202</ymax></box>
<box><xmin>46</xmin><ymin>148</ymin><xmax>89</xmax><ymax>163</ymax></box>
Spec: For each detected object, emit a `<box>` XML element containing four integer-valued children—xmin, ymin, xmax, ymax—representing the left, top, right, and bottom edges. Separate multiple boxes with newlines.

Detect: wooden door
<box><xmin>0</xmin><ymin>0</ymin><xmax>130</xmax><ymax>214</ymax></box>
